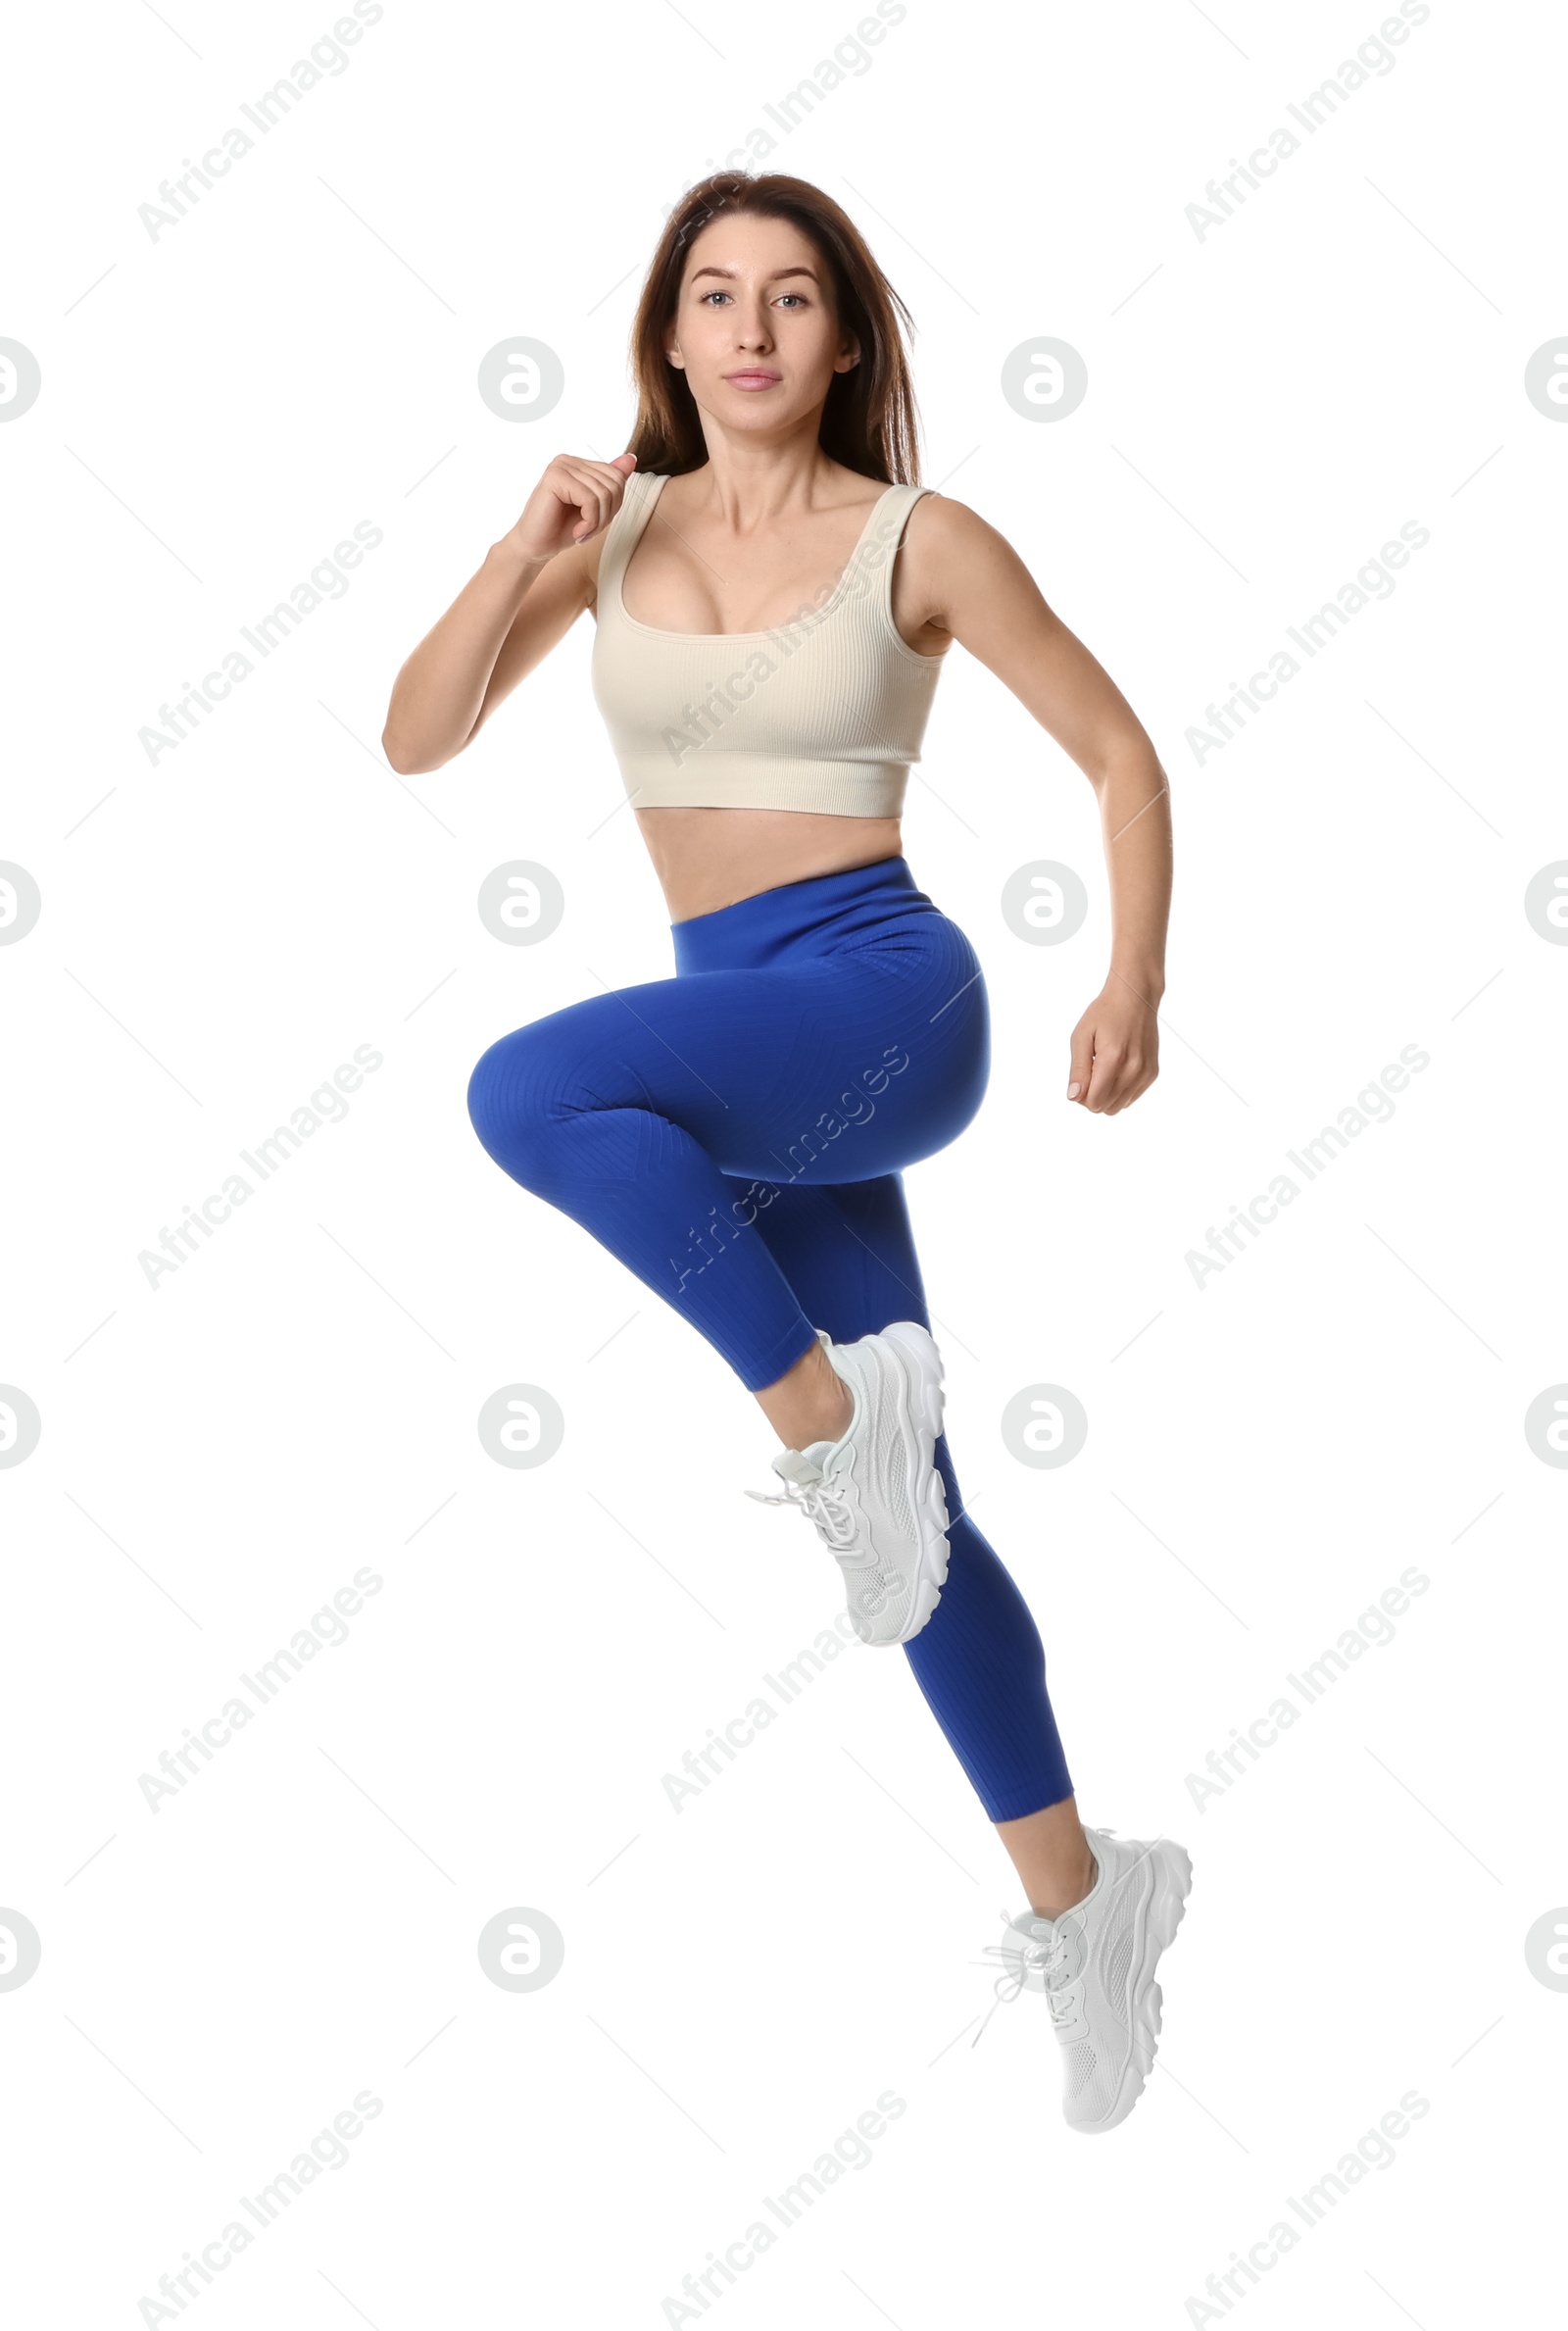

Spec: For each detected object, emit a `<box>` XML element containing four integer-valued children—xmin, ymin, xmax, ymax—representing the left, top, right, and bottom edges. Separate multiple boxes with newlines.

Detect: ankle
<box><xmin>757</xmin><ymin>1341</ymin><xmax>854</xmax><ymax>1453</ymax></box>
<box><xmin>1029</xmin><ymin>1846</ymin><xmax>1097</xmax><ymax>1922</ymax></box>
<box><xmin>792</xmin><ymin>1372</ymin><xmax>852</xmax><ymax>1451</ymax></box>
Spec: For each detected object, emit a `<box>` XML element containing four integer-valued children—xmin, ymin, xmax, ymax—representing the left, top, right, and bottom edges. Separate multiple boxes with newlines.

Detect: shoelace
<box><xmin>744</xmin><ymin>1472</ymin><xmax>858</xmax><ymax>1552</ymax></box>
<box><xmin>968</xmin><ymin>1833</ymin><xmax>1167</xmax><ymax>2050</ymax></box>
<box><xmin>971</xmin><ymin>1918</ymin><xmax>1077</xmax><ymax>2047</ymax></box>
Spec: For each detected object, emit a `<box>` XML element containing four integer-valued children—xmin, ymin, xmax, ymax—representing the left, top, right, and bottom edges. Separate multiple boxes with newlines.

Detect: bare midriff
<box><xmin>637</xmin><ymin>806</ymin><xmax>905</xmax><ymax>922</ymax></box>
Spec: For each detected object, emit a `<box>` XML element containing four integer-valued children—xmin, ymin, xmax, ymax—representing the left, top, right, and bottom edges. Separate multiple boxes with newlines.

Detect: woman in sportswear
<box><xmin>383</xmin><ymin>172</ymin><xmax>1191</xmax><ymax>2135</ymax></box>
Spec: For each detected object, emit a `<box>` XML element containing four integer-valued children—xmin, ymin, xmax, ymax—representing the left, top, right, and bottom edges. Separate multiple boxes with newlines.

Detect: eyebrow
<box><xmin>688</xmin><ymin>265</ymin><xmax>820</xmax><ymax>285</ymax></box>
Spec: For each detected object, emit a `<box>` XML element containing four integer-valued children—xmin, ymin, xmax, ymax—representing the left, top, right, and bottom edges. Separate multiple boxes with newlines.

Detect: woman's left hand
<box><xmin>1066</xmin><ymin>981</ymin><xmax>1160</xmax><ymax>1115</ymax></box>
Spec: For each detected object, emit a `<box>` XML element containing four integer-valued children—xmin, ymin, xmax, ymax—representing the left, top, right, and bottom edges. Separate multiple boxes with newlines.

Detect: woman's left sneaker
<box><xmin>982</xmin><ymin>1826</ymin><xmax>1194</xmax><ymax>2133</ymax></box>
<box><xmin>745</xmin><ymin>1322</ymin><xmax>951</xmax><ymax>1646</ymax></box>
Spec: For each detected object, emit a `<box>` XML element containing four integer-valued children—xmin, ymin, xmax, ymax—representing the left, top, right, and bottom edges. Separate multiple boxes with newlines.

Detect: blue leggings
<box><xmin>466</xmin><ymin>855</ymin><xmax>1072</xmax><ymax>1823</ymax></box>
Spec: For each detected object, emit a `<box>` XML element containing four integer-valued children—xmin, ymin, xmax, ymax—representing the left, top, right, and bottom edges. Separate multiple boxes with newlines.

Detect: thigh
<box><xmin>484</xmin><ymin>937</ymin><xmax>988</xmax><ymax>1186</ymax></box>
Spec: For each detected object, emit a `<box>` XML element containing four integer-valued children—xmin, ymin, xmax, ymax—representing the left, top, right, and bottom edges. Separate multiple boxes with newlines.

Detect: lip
<box><xmin>724</xmin><ymin>370</ymin><xmax>781</xmax><ymax>388</ymax></box>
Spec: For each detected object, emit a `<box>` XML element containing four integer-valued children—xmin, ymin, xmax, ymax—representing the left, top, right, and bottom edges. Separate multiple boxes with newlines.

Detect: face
<box><xmin>664</xmin><ymin>212</ymin><xmax>858</xmax><ymax>437</ymax></box>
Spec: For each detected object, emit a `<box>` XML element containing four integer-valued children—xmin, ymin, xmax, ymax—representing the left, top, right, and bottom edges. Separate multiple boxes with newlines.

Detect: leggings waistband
<box><xmin>670</xmin><ymin>856</ymin><xmax>940</xmax><ymax>974</ymax></box>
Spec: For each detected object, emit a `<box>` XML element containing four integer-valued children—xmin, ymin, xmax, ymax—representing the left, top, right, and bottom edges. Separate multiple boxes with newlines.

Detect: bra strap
<box><xmin>598</xmin><ymin>470</ymin><xmax>662</xmax><ymax>613</ymax></box>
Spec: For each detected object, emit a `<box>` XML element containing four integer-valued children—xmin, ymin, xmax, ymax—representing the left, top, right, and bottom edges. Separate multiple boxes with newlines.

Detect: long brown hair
<box><xmin>624</xmin><ymin>173</ymin><xmax>922</xmax><ymax>485</ymax></box>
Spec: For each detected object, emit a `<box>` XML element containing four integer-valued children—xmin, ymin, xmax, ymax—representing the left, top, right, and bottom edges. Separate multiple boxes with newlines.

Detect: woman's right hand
<box><xmin>506</xmin><ymin>451</ymin><xmax>640</xmax><ymax>566</ymax></box>
<box><xmin>382</xmin><ymin>450</ymin><xmax>640</xmax><ymax>773</ymax></box>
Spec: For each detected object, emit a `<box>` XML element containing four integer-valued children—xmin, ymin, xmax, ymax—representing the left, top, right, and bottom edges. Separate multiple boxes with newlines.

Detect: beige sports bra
<box><xmin>590</xmin><ymin>469</ymin><xmax>946</xmax><ymax>817</ymax></box>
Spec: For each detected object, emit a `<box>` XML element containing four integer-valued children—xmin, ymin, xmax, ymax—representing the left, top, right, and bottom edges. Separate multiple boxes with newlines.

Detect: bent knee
<box><xmin>466</xmin><ymin>1026</ymin><xmax>568</xmax><ymax>1186</ymax></box>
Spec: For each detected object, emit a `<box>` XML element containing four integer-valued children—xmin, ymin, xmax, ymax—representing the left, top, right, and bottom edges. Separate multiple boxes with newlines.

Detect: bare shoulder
<box><xmin>898</xmin><ymin>491</ymin><xmax>1043</xmax><ymax>642</ymax></box>
<box><xmin>906</xmin><ymin>490</ymin><xmax>1028</xmax><ymax>570</ymax></box>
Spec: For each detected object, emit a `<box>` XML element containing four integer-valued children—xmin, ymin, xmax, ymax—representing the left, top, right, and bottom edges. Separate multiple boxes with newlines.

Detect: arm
<box><xmin>381</xmin><ymin>451</ymin><xmax>638</xmax><ymax>774</ymax></box>
<box><xmin>911</xmin><ymin>496</ymin><xmax>1172</xmax><ymax>1116</ymax></box>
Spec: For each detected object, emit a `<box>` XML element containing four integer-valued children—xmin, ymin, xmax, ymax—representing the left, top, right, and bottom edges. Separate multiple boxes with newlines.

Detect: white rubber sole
<box><xmin>863</xmin><ymin>1320</ymin><xmax>953</xmax><ymax>1648</ymax></box>
<box><xmin>1072</xmin><ymin>1839</ymin><xmax>1194</xmax><ymax>2135</ymax></box>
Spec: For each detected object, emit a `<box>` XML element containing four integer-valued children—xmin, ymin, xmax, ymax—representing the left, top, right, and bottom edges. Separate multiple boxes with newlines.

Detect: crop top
<box><xmin>589</xmin><ymin>468</ymin><xmax>946</xmax><ymax>817</ymax></box>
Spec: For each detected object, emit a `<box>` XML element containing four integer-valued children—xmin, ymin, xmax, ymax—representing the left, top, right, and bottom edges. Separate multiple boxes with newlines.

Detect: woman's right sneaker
<box><xmin>982</xmin><ymin>1826</ymin><xmax>1194</xmax><ymax>2133</ymax></box>
<box><xmin>744</xmin><ymin>1321</ymin><xmax>951</xmax><ymax>1646</ymax></box>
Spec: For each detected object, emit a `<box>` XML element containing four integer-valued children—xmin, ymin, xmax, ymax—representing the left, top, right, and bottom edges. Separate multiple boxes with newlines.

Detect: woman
<box><xmin>383</xmin><ymin>172</ymin><xmax>1190</xmax><ymax>2134</ymax></box>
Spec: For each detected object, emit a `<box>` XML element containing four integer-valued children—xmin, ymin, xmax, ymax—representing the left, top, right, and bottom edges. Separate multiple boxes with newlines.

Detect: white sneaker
<box><xmin>744</xmin><ymin>1322</ymin><xmax>951</xmax><ymax>1647</ymax></box>
<box><xmin>982</xmin><ymin>1825</ymin><xmax>1193</xmax><ymax>2133</ymax></box>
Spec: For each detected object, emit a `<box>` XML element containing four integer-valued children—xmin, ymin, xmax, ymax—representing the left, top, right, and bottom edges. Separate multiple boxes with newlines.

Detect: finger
<box><xmin>1104</xmin><ymin>1034</ymin><xmax>1159</xmax><ymax>1112</ymax></box>
<box><xmin>577</xmin><ymin>456</ymin><xmax>638</xmax><ymax>497</ymax></box>
<box><xmin>568</xmin><ymin>481</ymin><xmax>616</xmax><ymax>544</ymax></box>
<box><xmin>1103</xmin><ymin>1054</ymin><xmax>1146</xmax><ymax>1112</ymax></box>
<box><xmin>1066</xmin><ymin>1021</ymin><xmax>1095</xmax><ymax>1104</ymax></box>
<box><xmin>555</xmin><ymin>460</ymin><xmax>634</xmax><ymax>544</ymax></box>
<box><xmin>572</xmin><ymin>463</ymin><xmax>639</xmax><ymax>542</ymax></box>
<box><xmin>557</xmin><ymin>455</ymin><xmax>634</xmax><ymax>485</ymax></box>
<box><xmin>1107</xmin><ymin>1062</ymin><xmax>1157</xmax><ymax>1115</ymax></box>
<box><xmin>1084</xmin><ymin>1043</ymin><xmax>1125</xmax><ymax>1113</ymax></box>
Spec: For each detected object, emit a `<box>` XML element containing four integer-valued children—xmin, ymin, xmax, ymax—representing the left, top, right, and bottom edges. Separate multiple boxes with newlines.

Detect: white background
<box><xmin>3</xmin><ymin>0</ymin><xmax>1563</xmax><ymax>2323</ymax></box>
